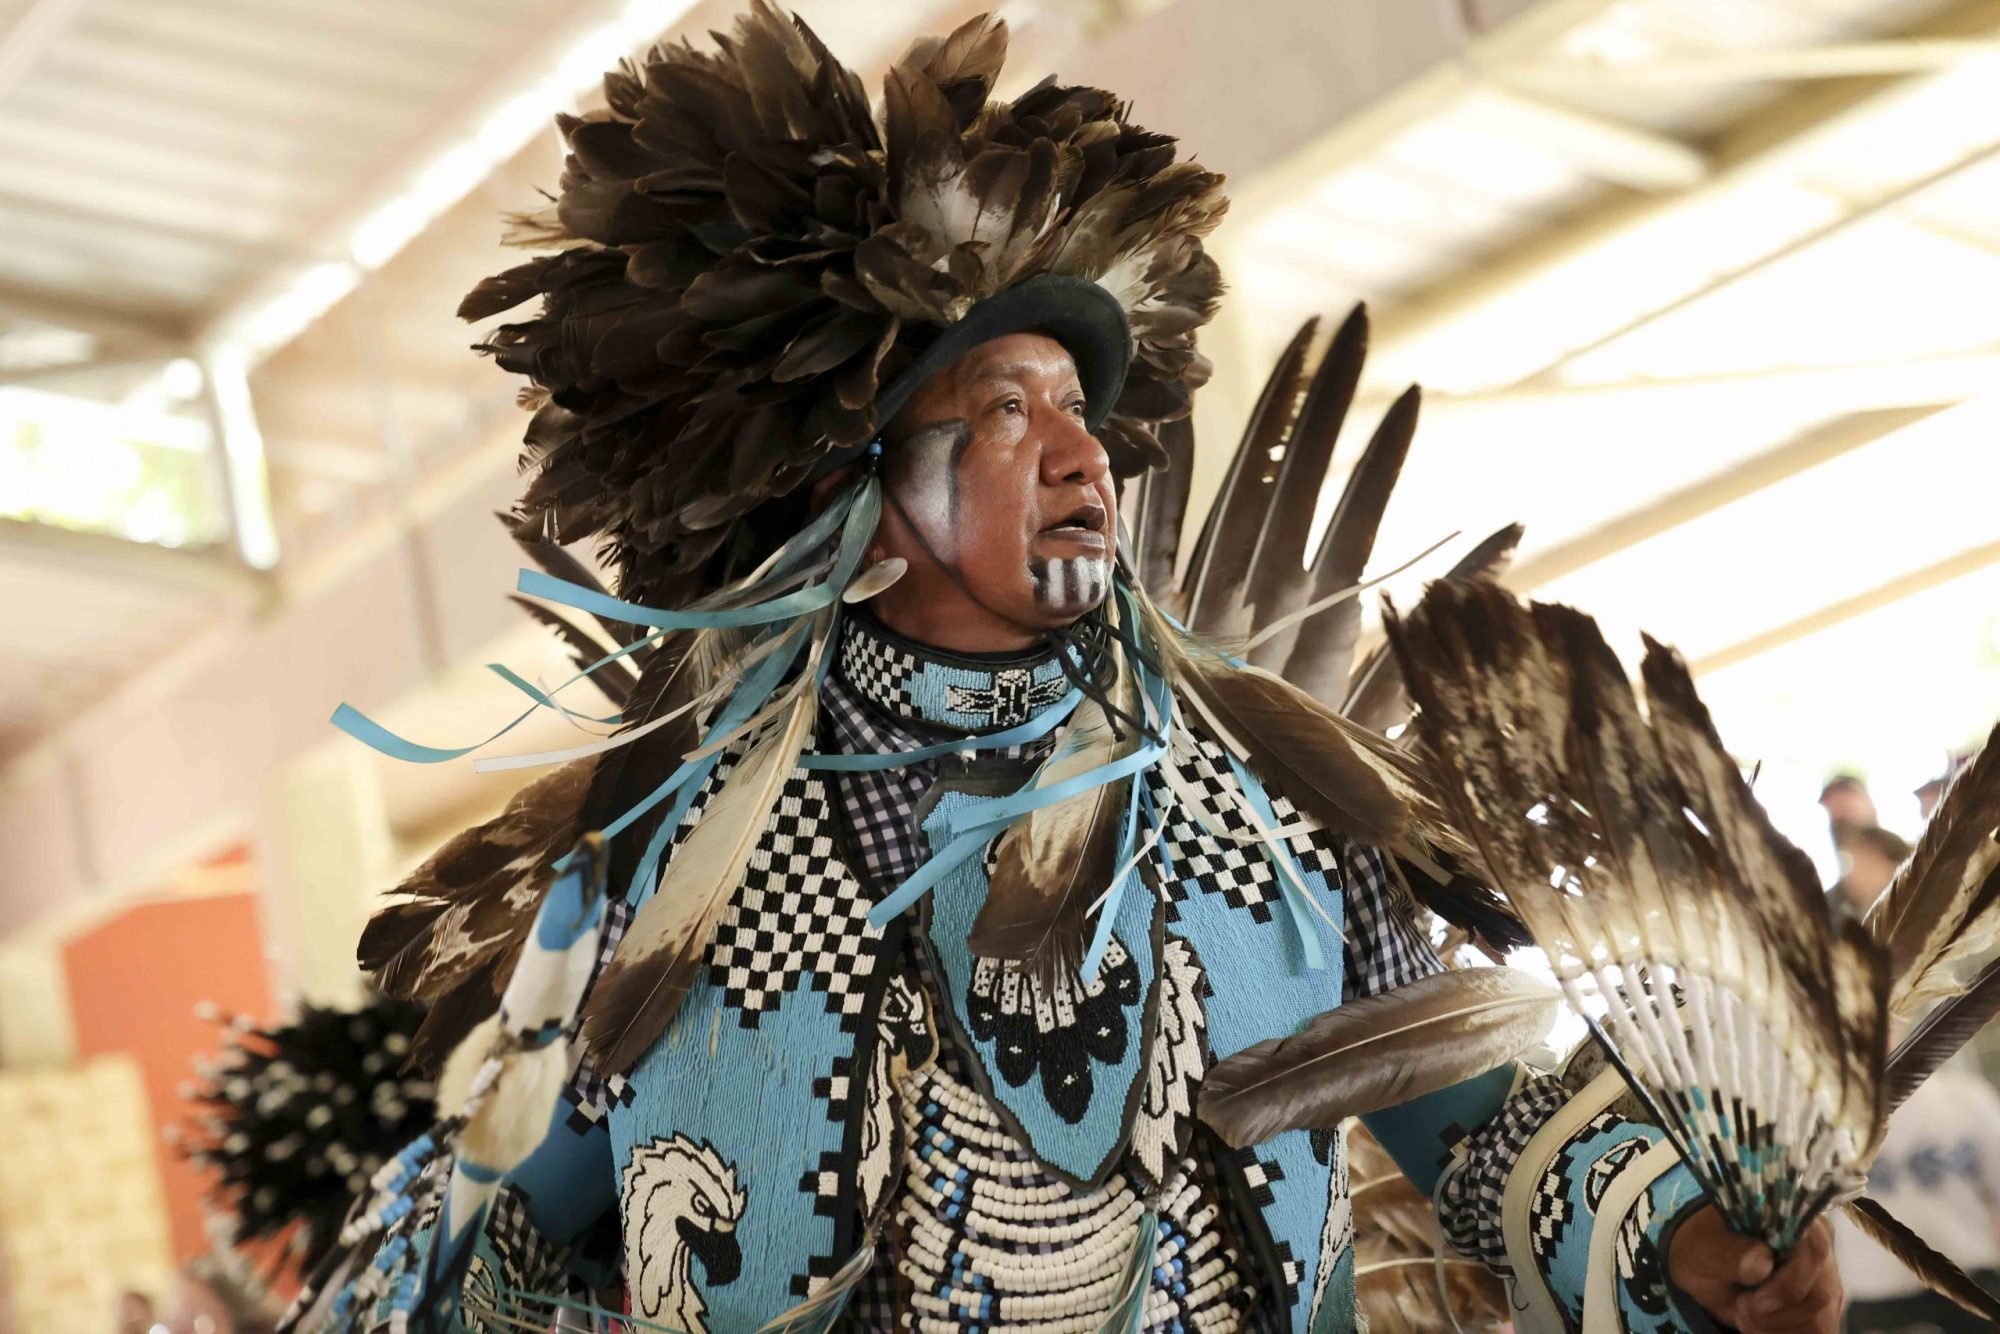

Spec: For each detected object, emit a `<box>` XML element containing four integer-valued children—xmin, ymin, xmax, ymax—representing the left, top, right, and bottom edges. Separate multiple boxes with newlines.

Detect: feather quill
<box><xmin>1844</xmin><ymin>1196</ymin><xmax>2000</xmax><ymax>1323</ymax></box>
<box><xmin>1198</xmin><ymin>967</ymin><xmax>1560</xmax><ymax>1146</ymax></box>
<box><xmin>1864</xmin><ymin>723</ymin><xmax>2000</xmax><ymax>1015</ymax></box>
<box><xmin>581</xmin><ymin>682</ymin><xmax>815</xmax><ymax>1075</ymax></box>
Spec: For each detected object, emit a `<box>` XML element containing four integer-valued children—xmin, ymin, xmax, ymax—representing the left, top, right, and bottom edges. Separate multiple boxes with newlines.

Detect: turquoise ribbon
<box><xmin>864</xmin><ymin>641</ymin><xmax>1174</xmax><ymax>931</ymax></box>
<box><xmin>327</xmin><ymin>478</ymin><xmax>879</xmax><ymax>767</ymax></box>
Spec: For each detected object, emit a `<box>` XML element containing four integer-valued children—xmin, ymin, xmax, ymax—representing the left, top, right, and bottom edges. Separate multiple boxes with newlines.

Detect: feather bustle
<box><xmin>1243</xmin><ymin>306</ymin><xmax>1367</xmax><ymax>670</ymax></box>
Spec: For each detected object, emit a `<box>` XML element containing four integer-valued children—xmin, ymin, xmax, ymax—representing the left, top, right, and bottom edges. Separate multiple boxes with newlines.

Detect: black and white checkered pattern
<box><xmin>563</xmin><ymin>896</ymin><xmax>636</xmax><ymax>1130</ymax></box>
<box><xmin>706</xmin><ymin>771</ymin><xmax>878</xmax><ymax>1024</ymax></box>
<box><xmin>820</xmin><ymin>664</ymin><xmax>1052</xmax><ymax>897</ymax></box>
<box><xmin>1437</xmin><ymin>1075</ymin><xmax>1573</xmax><ymax>1269</ymax></box>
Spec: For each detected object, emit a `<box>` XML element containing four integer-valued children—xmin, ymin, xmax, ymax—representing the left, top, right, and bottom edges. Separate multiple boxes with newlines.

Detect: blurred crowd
<box><xmin>1822</xmin><ymin>764</ymin><xmax>2000</xmax><ymax>1334</ymax></box>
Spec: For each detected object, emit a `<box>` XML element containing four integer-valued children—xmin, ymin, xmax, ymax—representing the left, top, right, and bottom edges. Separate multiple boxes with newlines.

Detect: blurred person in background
<box><xmin>1835</xmin><ymin>825</ymin><xmax>1914</xmax><ymax>916</ymax></box>
<box><xmin>1821</xmin><ymin>773</ymin><xmax>1880</xmax><ymax>858</ymax></box>
<box><xmin>1835</xmin><ymin>1062</ymin><xmax>2000</xmax><ymax>1332</ymax></box>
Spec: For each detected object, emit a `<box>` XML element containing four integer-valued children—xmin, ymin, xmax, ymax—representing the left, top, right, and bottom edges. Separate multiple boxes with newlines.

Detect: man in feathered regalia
<box><xmin>293</xmin><ymin>7</ymin><xmax>1850</xmax><ymax>1331</ymax></box>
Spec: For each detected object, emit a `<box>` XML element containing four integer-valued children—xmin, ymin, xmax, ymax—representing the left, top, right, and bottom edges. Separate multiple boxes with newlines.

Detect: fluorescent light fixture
<box><xmin>216</xmin><ymin>260</ymin><xmax>362</xmax><ymax>363</ymax></box>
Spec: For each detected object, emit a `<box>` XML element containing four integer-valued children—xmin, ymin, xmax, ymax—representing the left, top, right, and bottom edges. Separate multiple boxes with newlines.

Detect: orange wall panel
<box><xmin>62</xmin><ymin>890</ymin><xmax>273</xmax><ymax>1262</ymax></box>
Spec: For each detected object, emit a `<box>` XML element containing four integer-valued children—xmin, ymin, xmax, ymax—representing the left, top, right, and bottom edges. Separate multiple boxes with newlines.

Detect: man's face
<box><xmin>867</xmin><ymin>332</ymin><xmax>1117</xmax><ymax>650</ymax></box>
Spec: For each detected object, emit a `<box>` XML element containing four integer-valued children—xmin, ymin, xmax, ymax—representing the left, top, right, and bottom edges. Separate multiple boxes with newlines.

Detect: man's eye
<box><xmin>1000</xmin><ymin>397</ymin><xmax>1023</xmax><ymax>415</ymax></box>
<box><xmin>1068</xmin><ymin>399</ymin><xmax>1087</xmax><ymax>417</ymax></box>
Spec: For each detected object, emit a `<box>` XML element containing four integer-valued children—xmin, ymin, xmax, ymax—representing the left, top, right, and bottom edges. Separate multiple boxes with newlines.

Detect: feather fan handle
<box><xmin>1844</xmin><ymin>1196</ymin><xmax>2000</xmax><ymax>1322</ymax></box>
<box><xmin>1198</xmin><ymin>967</ymin><xmax>1559</xmax><ymax>1147</ymax></box>
<box><xmin>1865</xmin><ymin>722</ymin><xmax>2000</xmax><ymax>1015</ymax></box>
<box><xmin>1387</xmin><ymin>580</ymin><xmax>1888</xmax><ymax>1254</ymax></box>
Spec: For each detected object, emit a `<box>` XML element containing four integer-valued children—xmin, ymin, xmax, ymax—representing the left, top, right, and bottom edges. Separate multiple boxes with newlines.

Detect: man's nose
<box><xmin>1038</xmin><ymin>408</ymin><xmax>1110</xmax><ymax>487</ymax></box>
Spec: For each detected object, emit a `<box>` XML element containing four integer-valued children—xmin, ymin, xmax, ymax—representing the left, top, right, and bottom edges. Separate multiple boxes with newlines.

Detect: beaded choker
<box><xmin>835</xmin><ymin>613</ymin><xmax>1070</xmax><ymax>735</ymax></box>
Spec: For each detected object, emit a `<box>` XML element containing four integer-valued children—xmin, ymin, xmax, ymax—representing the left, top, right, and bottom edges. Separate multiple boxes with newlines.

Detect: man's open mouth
<box><xmin>1042</xmin><ymin>503</ymin><xmax>1107</xmax><ymax>536</ymax></box>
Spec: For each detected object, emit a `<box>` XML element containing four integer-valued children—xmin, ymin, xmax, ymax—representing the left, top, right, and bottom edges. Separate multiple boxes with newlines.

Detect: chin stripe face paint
<box><xmin>1031</xmin><ymin>556</ymin><xmax>1110</xmax><ymax>615</ymax></box>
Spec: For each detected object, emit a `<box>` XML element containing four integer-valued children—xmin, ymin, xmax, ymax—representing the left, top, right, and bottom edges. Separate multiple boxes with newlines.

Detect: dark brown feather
<box><xmin>1133</xmin><ymin>416</ymin><xmax>1196</xmax><ymax>599</ymax></box>
<box><xmin>1198</xmin><ymin>967</ymin><xmax>1559</xmax><ymax>1146</ymax></box>
<box><xmin>1174</xmin><ymin>649</ymin><xmax>1411</xmax><ymax>848</ymax></box>
<box><xmin>1181</xmin><ymin>320</ymin><xmax>1316</xmax><ymax>635</ymax></box>
<box><xmin>1340</xmin><ymin>523</ymin><xmax>1524</xmax><ymax>734</ymax></box>
<box><xmin>507</xmin><ymin>596</ymin><xmax>637</xmax><ymax>708</ymax></box>
<box><xmin>1392</xmin><ymin>851</ymin><xmax>1531</xmax><ymax>954</ymax></box>
<box><xmin>1845</xmin><ymin>1196</ymin><xmax>2000</xmax><ymax>1323</ymax></box>
<box><xmin>1279</xmin><ymin>385</ymin><xmax>1419</xmax><ymax>704</ymax></box>
<box><xmin>1244</xmin><ymin>306</ymin><xmax>1367</xmax><ymax>669</ymax></box>
<box><xmin>1882</xmin><ymin>946</ymin><xmax>2000</xmax><ymax>1112</ymax></box>
<box><xmin>358</xmin><ymin>757</ymin><xmax>595</xmax><ymax>1003</ymax></box>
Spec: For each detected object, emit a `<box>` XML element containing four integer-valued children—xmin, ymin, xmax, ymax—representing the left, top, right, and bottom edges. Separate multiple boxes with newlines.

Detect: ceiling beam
<box><xmin>1389</xmin><ymin>350</ymin><xmax>2000</xmax><ymax>423</ymax></box>
<box><xmin>1368</xmin><ymin>0</ymin><xmax>2000</xmax><ymax>365</ymax></box>
<box><xmin>1522</xmin><ymin>136</ymin><xmax>2000</xmax><ymax>386</ymax></box>
<box><xmin>0</xmin><ymin>0</ymin><xmax>86</xmax><ymax>100</ymax></box>
<box><xmin>1691</xmin><ymin>535</ymin><xmax>2000</xmax><ymax>677</ymax></box>
<box><xmin>1504</xmin><ymin>404</ymin><xmax>1944</xmax><ymax>592</ymax></box>
<box><xmin>0</xmin><ymin>281</ymin><xmax>188</xmax><ymax>349</ymax></box>
<box><xmin>1518</xmin><ymin>38</ymin><xmax>2000</xmax><ymax>86</ymax></box>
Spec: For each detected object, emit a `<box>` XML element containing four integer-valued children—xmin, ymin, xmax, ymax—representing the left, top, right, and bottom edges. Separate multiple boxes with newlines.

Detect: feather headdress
<box><xmin>462</xmin><ymin>0</ymin><xmax>1225</xmax><ymax>605</ymax></box>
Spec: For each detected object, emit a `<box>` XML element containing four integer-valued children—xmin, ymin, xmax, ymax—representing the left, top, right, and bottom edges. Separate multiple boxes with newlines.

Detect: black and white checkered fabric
<box><xmin>705</xmin><ymin>769</ymin><xmax>877</xmax><ymax>1023</ymax></box>
<box><xmin>1437</xmin><ymin>1073</ymin><xmax>1571</xmax><ymax>1269</ymax></box>
<box><xmin>820</xmin><ymin>665</ymin><xmax>1052</xmax><ymax>896</ymax></box>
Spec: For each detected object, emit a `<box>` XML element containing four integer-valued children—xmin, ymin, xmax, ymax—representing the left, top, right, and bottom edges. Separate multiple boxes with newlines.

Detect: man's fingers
<box><xmin>1747</xmin><ymin>1255</ymin><xmax>1823</xmax><ymax>1313</ymax></box>
<box><xmin>1736</xmin><ymin>1286</ymin><xmax>1839</xmax><ymax>1334</ymax></box>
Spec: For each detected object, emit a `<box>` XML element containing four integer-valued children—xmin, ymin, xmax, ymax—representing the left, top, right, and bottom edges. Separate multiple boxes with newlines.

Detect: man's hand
<box><xmin>1667</xmin><ymin>1206</ymin><xmax>1841</xmax><ymax>1333</ymax></box>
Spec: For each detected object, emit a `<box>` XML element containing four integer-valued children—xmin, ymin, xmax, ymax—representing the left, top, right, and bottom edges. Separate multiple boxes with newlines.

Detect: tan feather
<box><xmin>1346</xmin><ymin>1122</ymin><xmax>1510</xmax><ymax>1330</ymax></box>
<box><xmin>1864</xmin><ymin>722</ymin><xmax>2000</xmax><ymax>1015</ymax></box>
<box><xmin>580</xmin><ymin>689</ymin><xmax>812</xmax><ymax>1075</ymax></box>
<box><xmin>1198</xmin><ymin>968</ymin><xmax>1560</xmax><ymax>1147</ymax></box>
